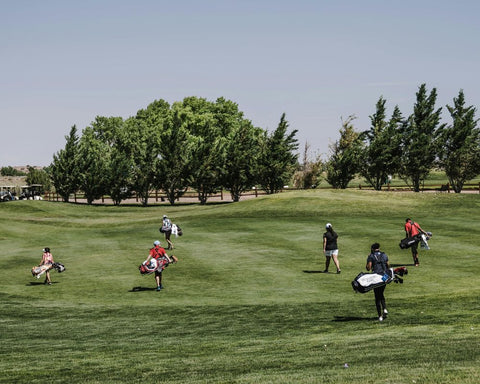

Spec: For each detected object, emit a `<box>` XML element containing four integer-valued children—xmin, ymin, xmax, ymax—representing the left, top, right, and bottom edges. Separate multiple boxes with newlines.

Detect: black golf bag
<box><xmin>351</xmin><ymin>267</ymin><xmax>408</xmax><ymax>293</ymax></box>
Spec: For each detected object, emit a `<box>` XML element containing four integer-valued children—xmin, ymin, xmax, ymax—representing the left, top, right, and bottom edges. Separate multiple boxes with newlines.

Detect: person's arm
<box><xmin>366</xmin><ymin>257</ymin><xmax>372</xmax><ymax>271</ymax></box>
<box><xmin>323</xmin><ymin>236</ymin><xmax>327</xmax><ymax>253</ymax></box>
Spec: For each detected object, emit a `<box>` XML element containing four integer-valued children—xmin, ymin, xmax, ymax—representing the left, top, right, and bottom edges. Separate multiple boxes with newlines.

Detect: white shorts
<box><xmin>325</xmin><ymin>249</ymin><xmax>338</xmax><ymax>257</ymax></box>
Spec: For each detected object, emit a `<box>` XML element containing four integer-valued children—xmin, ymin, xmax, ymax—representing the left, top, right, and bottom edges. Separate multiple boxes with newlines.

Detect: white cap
<box><xmin>153</xmin><ymin>240</ymin><xmax>161</xmax><ymax>246</ymax></box>
<box><xmin>326</xmin><ymin>223</ymin><xmax>332</xmax><ymax>229</ymax></box>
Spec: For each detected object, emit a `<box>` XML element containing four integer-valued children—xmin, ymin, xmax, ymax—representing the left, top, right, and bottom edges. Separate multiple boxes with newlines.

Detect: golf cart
<box><xmin>19</xmin><ymin>184</ymin><xmax>43</xmax><ymax>200</ymax></box>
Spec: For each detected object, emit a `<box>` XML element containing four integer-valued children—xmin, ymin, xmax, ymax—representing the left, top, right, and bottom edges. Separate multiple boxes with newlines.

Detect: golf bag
<box><xmin>31</xmin><ymin>262</ymin><xmax>66</xmax><ymax>278</ymax></box>
<box><xmin>139</xmin><ymin>255</ymin><xmax>178</xmax><ymax>275</ymax></box>
<box><xmin>399</xmin><ymin>232</ymin><xmax>432</xmax><ymax>250</ymax></box>
<box><xmin>351</xmin><ymin>266</ymin><xmax>408</xmax><ymax>293</ymax></box>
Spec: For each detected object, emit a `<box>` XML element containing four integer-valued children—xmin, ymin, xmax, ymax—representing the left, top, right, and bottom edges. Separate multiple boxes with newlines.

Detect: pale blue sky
<box><xmin>1</xmin><ymin>0</ymin><xmax>479</xmax><ymax>166</ymax></box>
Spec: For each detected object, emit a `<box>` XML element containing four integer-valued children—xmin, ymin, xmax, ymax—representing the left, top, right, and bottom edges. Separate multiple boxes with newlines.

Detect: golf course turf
<box><xmin>1</xmin><ymin>189</ymin><xmax>478</xmax><ymax>383</ymax></box>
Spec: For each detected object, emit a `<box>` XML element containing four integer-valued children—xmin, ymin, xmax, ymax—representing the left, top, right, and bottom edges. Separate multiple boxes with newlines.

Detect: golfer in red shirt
<box><xmin>405</xmin><ymin>218</ymin><xmax>425</xmax><ymax>266</ymax></box>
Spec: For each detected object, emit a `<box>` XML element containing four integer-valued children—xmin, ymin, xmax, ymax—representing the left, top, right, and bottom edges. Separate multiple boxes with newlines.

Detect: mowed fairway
<box><xmin>1</xmin><ymin>190</ymin><xmax>479</xmax><ymax>383</ymax></box>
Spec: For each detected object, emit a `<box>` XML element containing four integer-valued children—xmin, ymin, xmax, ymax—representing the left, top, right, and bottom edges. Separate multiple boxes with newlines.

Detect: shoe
<box><xmin>379</xmin><ymin>316</ymin><xmax>383</xmax><ymax>322</ymax></box>
<box><xmin>383</xmin><ymin>309</ymin><xmax>388</xmax><ymax>318</ymax></box>
<box><xmin>323</xmin><ymin>270</ymin><xmax>328</xmax><ymax>273</ymax></box>
<box><xmin>48</xmin><ymin>282</ymin><xmax>52</xmax><ymax>285</ymax></box>
<box><xmin>156</xmin><ymin>286</ymin><xmax>162</xmax><ymax>291</ymax></box>
<box><xmin>415</xmin><ymin>264</ymin><xmax>419</xmax><ymax>267</ymax></box>
<box><xmin>337</xmin><ymin>270</ymin><xmax>341</xmax><ymax>274</ymax></box>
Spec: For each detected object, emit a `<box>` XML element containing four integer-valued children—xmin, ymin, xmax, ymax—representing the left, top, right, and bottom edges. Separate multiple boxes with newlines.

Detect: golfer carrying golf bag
<box><xmin>404</xmin><ymin>218</ymin><xmax>426</xmax><ymax>266</ymax></box>
<box><xmin>366</xmin><ymin>243</ymin><xmax>390</xmax><ymax>322</ymax></box>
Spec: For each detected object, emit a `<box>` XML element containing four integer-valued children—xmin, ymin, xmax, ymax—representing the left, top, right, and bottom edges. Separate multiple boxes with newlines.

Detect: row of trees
<box><xmin>324</xmin><ymin>84</ymin><xmax>480</xmax><ymax>193</ymax></box>
<box><xmin>48</xmin><ymin>97</ymin><xmax>299</xmax><ymax>205</ymax></box>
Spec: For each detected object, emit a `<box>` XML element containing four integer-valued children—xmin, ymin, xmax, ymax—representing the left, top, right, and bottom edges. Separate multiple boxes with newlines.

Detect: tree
<box><xmin>437</xmin><ymin>90</ymin><xmax>480</xmax><ymax>193</ymax></box>
<box><xmin>325</xmin><ymin>116</ymin><xmax>363</xmax><ymax>189</ymax></box>
<box><xmin>26</xmin><ymin>166</ymin><xmax>52</xmax><ymax>192</ymax></box>
<box><xmin>49</xmin><ymin>125</ymin><xmax>81</xmax><ymax>202</ymax></box>
<box><xmin>77</xmin><ymin>127</ymin><xmax>111</xmax><ymax>204</ymax></box>
<box><xmin>1</xmin><ymin>166</ymin><xmax>26</xmax><ymax>176</ymax></box>
<box><xmin>292</xmin><ymin>141</ymin><xmax>324</xmax><ymax>189</ymax></box>
<box><xmin>129</xmin><ymin>100</ymin><xmax>170</xmax><ymax>206</ymax></box>
<box><xmin>156</xmin><ymin>105</ymin><xmax>194</xmax><ymax>205</ymax></box>
<box><xmin>223</xmin><ymin>119</ymin><xmax>263</xmax><ymax>201</ymax></box>
<box><xmin>181</xmin><ymin>97</ymin><xmax>226</xmax><ymax>205</ymax></box>
<box><xmin>256</xmin><ymin>113</ymin><xmax>299</xmax><ymax>194</ymax></box>
<box><xmin>89</xmin><ymin>116</ymin><xmax>132</xmax><ymax>205</ymax></box>
<box><xmin>360</xmin><ymin>98</ymin><xmax>403</xmax><ymax>190</ymax></box>
<box><xmin>399</xmin><ymin>84</ymin><xmax>443</xmax><ymax>192</ymax></box>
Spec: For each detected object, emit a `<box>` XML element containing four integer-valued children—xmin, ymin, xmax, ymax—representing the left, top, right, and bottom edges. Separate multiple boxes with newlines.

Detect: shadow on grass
<box><xmin>332</xmin><ymin>315</ymin><xmax>377</xmax><ymax>322</ymax></box>
<box><xmin>390</xmin><ymin>263</ymin><xmax>415</xmax><ymax>267</ymax></box>
<box><xmin>129</xmin><ymin>286</ymin><xmax>157</xmax><ymax>292</ymax></box>
<box><xmin>302</xmin><ymin>270</ymin><xmax>326</xmax><ymax>274</ymax></box>
<box><xmin>27</xmin><ymin>281</ymin><xmax>58</xmax><ymax>286</ymax></box>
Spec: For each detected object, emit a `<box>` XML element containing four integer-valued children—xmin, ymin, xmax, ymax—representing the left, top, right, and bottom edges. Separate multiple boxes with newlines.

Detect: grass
<box><xmin>1</xmin><ymin>190</ymin><xmax>479</xmax><ymax>383</ymax></box>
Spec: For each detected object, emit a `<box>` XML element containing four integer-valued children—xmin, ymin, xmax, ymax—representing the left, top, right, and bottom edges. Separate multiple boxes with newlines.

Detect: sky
<box><xmin>1</xmin><ymin>0</ymin><xmax>480</xmax><ymax>166</ymax></box>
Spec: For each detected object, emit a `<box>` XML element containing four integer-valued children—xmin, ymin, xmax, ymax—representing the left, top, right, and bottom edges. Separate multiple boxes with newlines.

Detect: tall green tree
<box><xmin>256</xmin><ymin>114</ymin><xmax>299</xmax><ymax>194</ymax></box>
<box><xmin>326</xmin><ymin>116</ymin><xmax>363</xmax><ymax>189</ymax></box>
<box><xmin>89</xmin><ymin>116</ymin><xmax>132</xmax><ymax>205</ymax></box>
<box><xmin>157</xmin><ymin>104</ymin><xmax>194</xmax><ymax>205</ymax></box>
<box><xmin>128</xmin><ymin>99</ymin><xmax>170</xmax><ymax>205</ymax></box>
<box><xmin>181</xmin><ymin>97</ymin><xmax>226</xmax><ymax>205</ymax></box>
<box><xmin>360</xmin><ymin>98</ymin><xmax>403</xmax><ymax>190</ymax></box>
<box><xmin>399</xmin><ymin>84</ymin><xmax>443</xmax><ymax>192</ymax></box>
<box><xmin>77</xmin><ymin>127</ymin><xmax>111</xmax><ymax>204</ymax></box>
<box><xmin>223</xmin><ymin>119</ymin><xmax>263</xmax><ymax>201</ymax></box>
<box><xmin>49</xmin><ymin>125</ymin><xmax>80</xmax><ymax>202</ymax></box>
<box><xmin>437</xmin><ymin>90</ymin><xmax>480</xmax><ymax>193</ymax></box>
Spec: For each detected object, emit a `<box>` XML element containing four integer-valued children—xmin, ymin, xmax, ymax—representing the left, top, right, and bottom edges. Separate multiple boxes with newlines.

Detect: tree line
<box><xmin>324</xmin><ymin>84</ymin><xmax>480</xmax><ymax>193</ymax></box>
<box><xmin>47</xmin><ymin>97</ymin><xmax>299</xmax><ymax>205</ymax></box>
<box><xmin>17</xmin><ymin>84</ymin><xmax>479</xmax><ymax>202</ymax></box>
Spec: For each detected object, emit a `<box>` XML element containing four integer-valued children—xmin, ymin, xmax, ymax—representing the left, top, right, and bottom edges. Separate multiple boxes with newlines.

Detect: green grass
<box><xmin>1</xmin><ymin>190</ymin><xmax>479</xmax><ymax>383</ymax></box>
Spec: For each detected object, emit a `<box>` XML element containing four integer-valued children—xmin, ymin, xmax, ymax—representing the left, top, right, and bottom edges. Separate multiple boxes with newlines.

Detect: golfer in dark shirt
<box><xmin>366</xmin><ymin>243</ymin><xmax>390</xmax><ymax>322</ymax></box>
<box><xmin>323</xmin><ymin>223</ymin><xmax>341</xmax><ymax>274</ymax></box>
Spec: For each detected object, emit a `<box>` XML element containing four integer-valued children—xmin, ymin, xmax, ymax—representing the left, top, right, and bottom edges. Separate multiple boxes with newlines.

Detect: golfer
<box><xmin>161</xmin><ymin>215</ymin><xmax>174</xmax><ymax>250</ymax></box>
<box><xmin>323</xmin><ymin>223</ymin><xmax>341</xmax><ymax>274</ymax></box>
<box><xmin>40</xmin><ymin>247</ymin><xmax>54</xmax><ymax>285</ymax></box>
<box><xmin>366</xmin><ymin>243</ymin><xmax>389</xmax><ymax>322</ymax></box>
<box><xmin>145</xmin><ymin>240</ymin><xmax>172</xmax><ymax>291</ymax></box>
<box><xmin>405</xmin><ymin>218</ymin><xmax>426</xmax><ymax>266</ymax></box>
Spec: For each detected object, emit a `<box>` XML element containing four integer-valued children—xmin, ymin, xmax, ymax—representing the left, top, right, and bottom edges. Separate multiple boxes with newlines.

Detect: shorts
<box><xmin>325</xmin><ymin>249</ymin><xmax>338</xmax><ymax>257</ymax></box>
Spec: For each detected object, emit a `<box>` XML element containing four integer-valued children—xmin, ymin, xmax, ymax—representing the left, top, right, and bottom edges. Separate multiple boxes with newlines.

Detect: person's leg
<box><xmin>374</xmin><ymin>287</ymin><xmax>383</xmax><ymax>319</ymax></box>
<box><xmin>165</xmin><ymin>231</ymin><xmax>174</xmax><ymax>249</ymax></box>
<box><xmin>155</xmin><ymin>271</ymin><xmax>162</xmax><ymax>290</ymax></box>
<box><xmin>45</xmin><ymin>270</ymin><xmax>51</xmax><ymax>284</ymax></box>
<box><xmin>411</xmin><ymin>243</ymin><xmax>419</xmax><ymax>266</ymax></box>
<box><xmin>332</xmin><ymin>251</ymin><xmax>341</xmax><ymax>273</ymax></box>
<box><xmin>378</xmin><ymin>285</ymin><xmax>387</xmax><ymax>315</ymax></box>
<box><xmin>324</xmin><ymin>256</ymin><xmax>331</xmax><ymax>272</ymax></box>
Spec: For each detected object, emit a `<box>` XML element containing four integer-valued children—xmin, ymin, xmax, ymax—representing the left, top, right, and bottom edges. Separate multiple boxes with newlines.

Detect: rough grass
<box><xmin>0</xmin><ymin>190</ymin><xmax>479</xmax><ymax>383</ymax></box>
